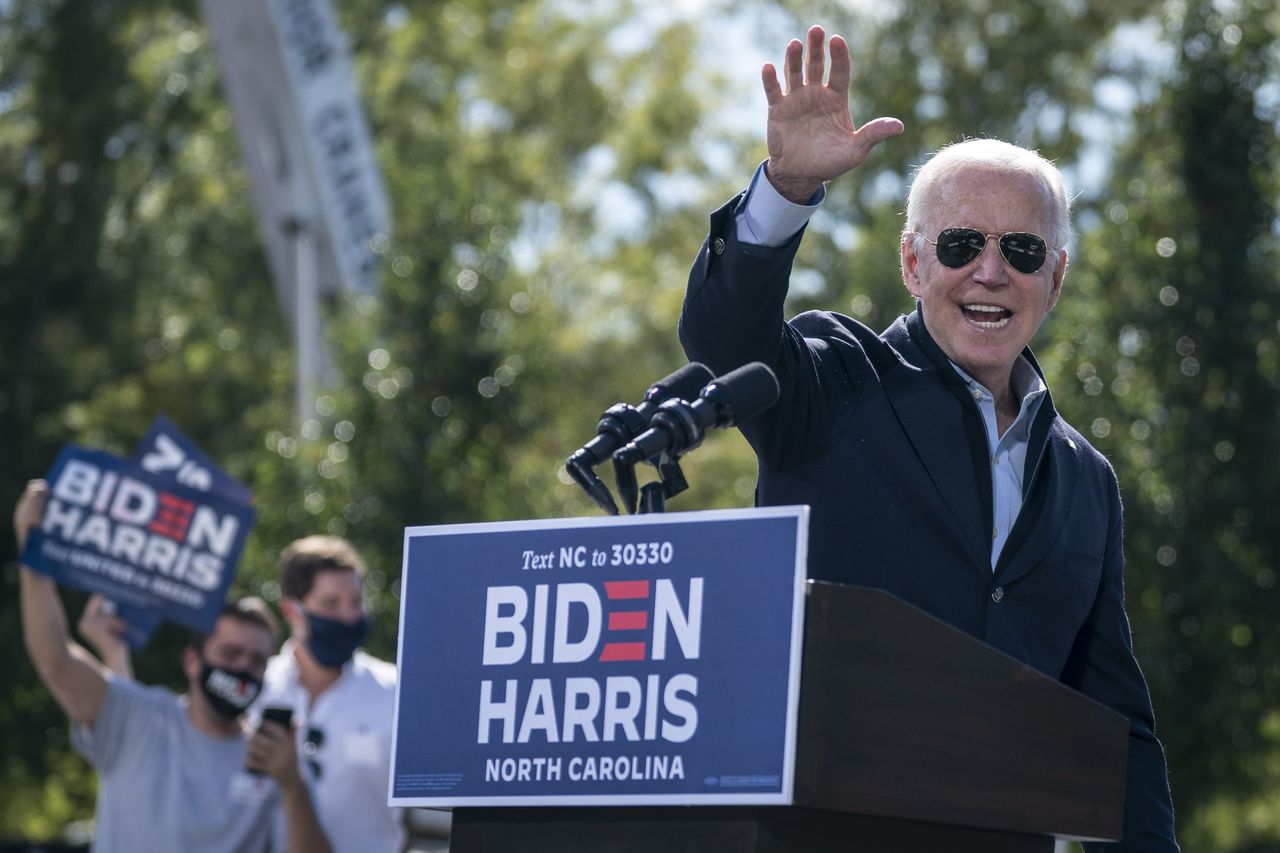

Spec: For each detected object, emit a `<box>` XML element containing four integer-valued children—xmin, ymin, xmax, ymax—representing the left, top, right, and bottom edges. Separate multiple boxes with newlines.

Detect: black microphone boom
<box><xmin>613</xmin><ymin>362</ymin><xmax>781</xmax><ymax>467</ymax></box>
<box><xmin>565</xmin><ymin>362</ymin><xmax>714</xmax><ymax>515</ymax></box>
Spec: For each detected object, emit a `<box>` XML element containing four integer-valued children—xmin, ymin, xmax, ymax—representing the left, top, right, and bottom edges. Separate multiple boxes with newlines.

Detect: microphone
<box><xmin>612</xmin><ymin>361</ymin><xmax>780</xmax><ymax>467</ymax></box>
<box><xmin>566</xmin><ymin>362</ymin><xmax>715</xmax><ymax>515</ymax></box>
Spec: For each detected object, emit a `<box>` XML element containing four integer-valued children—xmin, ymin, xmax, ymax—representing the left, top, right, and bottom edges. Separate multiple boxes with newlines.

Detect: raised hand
<box><xmin>78</xmin><ymin>594</ymin><xmax>134</xmax><ymax>679</ymax></box>
<box><xmin>13</xmin><ymin>479</ymin><xmax>48</xmax><ymax>552</ymax></box>
<box><xmin>246</xmin><ymin>719</ymin><xmax>304</xmax><ymax>790</ymax></box>
<box><xmin>762</xmin><ymin>25</ymin><xmax>903</xmax><ymax>203</ymax></box>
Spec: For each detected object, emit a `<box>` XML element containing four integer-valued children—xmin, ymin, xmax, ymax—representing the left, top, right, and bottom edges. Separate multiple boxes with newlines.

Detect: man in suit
<box><xmin>679</xmin><ymin>26</ymin><xmax>1177</xmax><ymax>851</ymax></box>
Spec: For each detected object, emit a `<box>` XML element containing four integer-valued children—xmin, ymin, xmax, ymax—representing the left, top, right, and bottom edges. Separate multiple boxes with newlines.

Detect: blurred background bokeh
<box><xmin>1</xmin><ymin>0</ymin><xmax>1276</xmax><ymax>849</ymax></box>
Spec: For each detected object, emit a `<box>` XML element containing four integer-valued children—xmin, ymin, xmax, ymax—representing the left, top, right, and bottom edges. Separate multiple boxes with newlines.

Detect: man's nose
<box><xmin>971</xmin><ymin>238</ymin><xmax>1009</xmax><ymax>284</ymax></box>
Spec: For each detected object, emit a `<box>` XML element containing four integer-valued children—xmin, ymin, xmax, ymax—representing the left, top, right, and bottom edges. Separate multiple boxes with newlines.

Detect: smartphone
<box><xmin>247</xmin><ymin>706</ymin><xmax>294</xmax><ymax>776</ymax></box>
<box><xmin>259</xmin><ymin>706</ymin><xmax>293</xmax><ymax>731</ymax></box>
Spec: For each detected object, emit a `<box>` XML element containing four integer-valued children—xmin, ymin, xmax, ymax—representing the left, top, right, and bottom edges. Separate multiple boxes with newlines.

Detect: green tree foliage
<box><xmin>0</xmin><ymin>0</ymin><xmax>739</xmax><ymax>839</ymax></box>
<box><xmin>2</xmin><ymin>0</ymin><xmax>1277</xmax><ymax>846</ymax></box>
<box><xmin>1047</xmin><ymin>1</ymin><xmax>1280</xmax><ymax>847</ymax></box>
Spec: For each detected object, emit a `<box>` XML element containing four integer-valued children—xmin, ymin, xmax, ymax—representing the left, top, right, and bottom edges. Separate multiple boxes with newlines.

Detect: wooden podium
<box><xmin>450</xmin><ymin>582</ymin><xmax>1128</xmax><ymax>852</ymax></box>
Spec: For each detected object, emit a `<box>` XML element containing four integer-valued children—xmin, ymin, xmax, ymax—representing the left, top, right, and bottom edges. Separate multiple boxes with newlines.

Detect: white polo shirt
<box><xmin>256</xmin><ymin>642</ymin><xmax>404</xmax><ymax>853</ymax></box>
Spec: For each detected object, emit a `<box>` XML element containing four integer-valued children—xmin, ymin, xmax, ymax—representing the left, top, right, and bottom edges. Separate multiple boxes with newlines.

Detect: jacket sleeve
<box><xmin>1064</xmin><ymin>474</ymin><xmax>1179</xmax><ymax>852</ymax></box>
<box><xmin>678</xmin><ymin>196</ymin><xmax>861</xmax><ymax>470</ymax></box>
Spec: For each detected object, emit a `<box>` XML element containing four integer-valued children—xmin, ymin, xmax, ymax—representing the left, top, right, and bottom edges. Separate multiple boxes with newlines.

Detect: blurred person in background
<box><xmin>254</xmin><ymin>535</ymin><xmax>405</xmax><ymax>853</ymax></box>
<box><xmin>14</xmin><ymin>480</ymin><xmax>332</xmax><ymax>853</ymax></box>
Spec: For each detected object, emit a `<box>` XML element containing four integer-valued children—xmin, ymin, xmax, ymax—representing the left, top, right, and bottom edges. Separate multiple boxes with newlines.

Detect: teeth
<box><xmin>961</xmin><ymin>304</ymin><xmax>1011</xmax><ymax>329</ymax></box>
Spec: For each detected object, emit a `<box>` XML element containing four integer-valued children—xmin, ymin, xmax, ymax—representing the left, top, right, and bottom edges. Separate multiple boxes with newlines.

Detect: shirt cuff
<box><xmin>734</xmin><ymin>161</ymin><xmax>825</xmax><ymax>247</ymax></box>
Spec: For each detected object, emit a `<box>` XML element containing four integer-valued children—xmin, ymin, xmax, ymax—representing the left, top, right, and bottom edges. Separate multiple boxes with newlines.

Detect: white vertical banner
<box><xmin>266</xmin><ymin>0</ymin><xmax>391</xmax><ymax>295</ymax></box>
<box><xmin>201</xmin><ymin>0</ymin><xmax>393</xmax><ymax>423</ymax></box>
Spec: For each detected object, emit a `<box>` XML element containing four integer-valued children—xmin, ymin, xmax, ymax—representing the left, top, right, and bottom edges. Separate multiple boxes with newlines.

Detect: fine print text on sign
<box><xmin>390</xmin><ymin>507</ymin><xmax>808</xmax><ymax>807</ymax></box>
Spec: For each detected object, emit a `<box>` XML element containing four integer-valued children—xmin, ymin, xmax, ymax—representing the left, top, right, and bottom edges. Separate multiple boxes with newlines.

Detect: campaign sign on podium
<box><xmin>390</xmin><ymin>506</ymin><xmax>808</xmax><ymax>807</ymax></box>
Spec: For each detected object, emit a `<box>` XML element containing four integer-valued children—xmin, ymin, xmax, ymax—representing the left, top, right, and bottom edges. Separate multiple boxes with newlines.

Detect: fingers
<box><xmin>14</xmin><ymin>479</ymin><xmax>49</xmax><ymax>549</ymax></box>
<box><xmin>248</xmin><ymin>722</ymin><xmax>302</xmax><ymax>785</ymax></box>
<box><xmin>855</xmin><ymin>116</ymin><xmax>906</xmax><ymax>151</ymax></box>
<box><xmin>245</xmin><ymin>724</ymin><xmax>283</xmax><ymax>770</ymax></box>
<box><xmin>766</xmin><ymin>27</ymin><xmax>850</xmax><ymax>99</ymax></box>
<box><xmin>257</xmin><ymin>719</ymin><xmax>291</xmax><ymax>741</ymax></box>
<box><xmin>761</xmin><ymin>63</ymin><xmax>783</xmax><ymax>106</ymax></box>
<box><xmin>77</xmin><ymin>604</ymin><xmax>96</xmax><ymax>634</ymax></box>
<box><xmin>826</xmin><ymin>34</ymin><xmax>851</xmax><ymax>93</ymax></box>
<box><xmin>805</xmin><ymin>25</ymin><xmax>825</xmax><ymax>86</ymax></box>
<box><xmin>79</xmin><ymin>596</ymin><xmax>123</xmax><ymax>636</ymax></box>
<box><xmin>783</xmin><ymin>38</ymin><xmax>803</xmax><ymax>93</ymax></box>
<box><xmin>18</xmin><ymin>479</ymin><xmax>49</xmax><ymax>512</ymax></box>
<box><xmin>244</xmin><ymin>732</ymin><xmax>269</xmax><ymax>770</ymax></box>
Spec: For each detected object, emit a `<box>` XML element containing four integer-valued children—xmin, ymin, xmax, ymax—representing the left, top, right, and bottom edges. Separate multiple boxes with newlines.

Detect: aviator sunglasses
<box><xmin>917</xmin><ymin>227</ymin><xmax>1052</xmax><ymax>275</ymax></box>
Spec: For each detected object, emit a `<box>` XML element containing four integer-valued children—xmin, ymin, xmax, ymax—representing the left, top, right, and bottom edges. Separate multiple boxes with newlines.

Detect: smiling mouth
<box><xmin>961</xmin><ymin>303</ymin><xmax>1013</xmax><ymax>329</ymax></box>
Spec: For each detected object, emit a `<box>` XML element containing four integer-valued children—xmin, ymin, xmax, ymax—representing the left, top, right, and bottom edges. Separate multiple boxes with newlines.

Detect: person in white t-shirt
<box><xmin>255</xmin><ymin>535</ymin><xmax>406</xmax><ymax>853</ymax></box>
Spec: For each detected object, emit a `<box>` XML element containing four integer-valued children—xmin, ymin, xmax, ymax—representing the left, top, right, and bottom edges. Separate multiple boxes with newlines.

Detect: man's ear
<box><xmin>182</xmin><ymin>646</ymin><xmax>200</xmax><ymax>682</ymax></box>
<box><xmin>1046</xmin><ymin>248</ymin><xmax>1068</xmax><ymax>313</ymax></box>
<box><xmin>281</xmin><ymin>598</ymin><xmax>306</xmax><ymax>636</ymax></box>
<box><xmin>901</xmin><ymin>234</ymin><xmax>924</xmax><ymax>298</ymax></box>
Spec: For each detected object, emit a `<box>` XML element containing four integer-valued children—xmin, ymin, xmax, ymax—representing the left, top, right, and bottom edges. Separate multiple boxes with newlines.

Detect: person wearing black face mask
<box><xmin>254</xmin><ymin>535</ymin><xmax>408</xmax><ymax>853</ymax></box>
<box><xmin>13</xmin><ymin>480</ymin><xmax>333</xmax><ymax>853</ymax></box>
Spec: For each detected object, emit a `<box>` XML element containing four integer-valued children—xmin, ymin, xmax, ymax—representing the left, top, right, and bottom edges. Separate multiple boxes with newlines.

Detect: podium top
<box><xmin>795</xmin><ymin>582</ymin><xmax>1127</xmax><ymax>842</ymax></box>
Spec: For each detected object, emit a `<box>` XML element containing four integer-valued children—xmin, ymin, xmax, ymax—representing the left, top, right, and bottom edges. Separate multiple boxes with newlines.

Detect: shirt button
<box><xmin>971</xmin><ymin>388</ymin><xmax>983</xmax><ymax>401</ymax></box>
<box><xmin>993</xmin><ymin>455</ymin><xmax>1000</xmax><ymax>466</ymax></box>
<box><xmin>992</xmin><ymin>527</ymin><xmax>998</xmax><ymax>539</ymax></box>
<box><xmin>991</xmin><ymin>586</ymin><xmax>1004</xmax><ymax>603</ymax></box>
<box><xmin>712</xmin><ymin>237</ymin><xmax>726</xmax><ymax>255</ymax></box>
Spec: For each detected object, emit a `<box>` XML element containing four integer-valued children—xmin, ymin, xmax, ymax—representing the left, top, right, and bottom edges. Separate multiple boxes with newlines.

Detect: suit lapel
<box><xmin>878</xmin><ymin>337</ymin><xmax>991</xmax><ymax>576</ymax></box>
<box><xmin>995</xmin><ymin>422</ymin><xmax>1082</xmax><ymax>585</ymax></box>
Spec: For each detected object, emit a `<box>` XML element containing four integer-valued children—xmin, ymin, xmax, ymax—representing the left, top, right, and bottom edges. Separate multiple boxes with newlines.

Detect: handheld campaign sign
<box><xmin>133</xmin><ymin>414</ymin><xmax>253</xmax><ymax>503</ymax></box>
<box><xmin>107</xmin><ymin>415</ymin><xmax>254</xmax><ymax>646</ymax></box>
<box><xmin>21</xmin><ymin>445</ymin><xmax>256</xmax><ymax>635</ymax></box>
<box><xmin>390</xmin><ymin>506</ymin><xmax>808</xmax><ymax>807</ymax></box>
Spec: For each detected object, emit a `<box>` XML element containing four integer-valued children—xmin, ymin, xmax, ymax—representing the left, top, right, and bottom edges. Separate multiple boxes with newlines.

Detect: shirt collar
<box><xmin>948</xmin><ymin>356</ymin><xmax>1046</xmax><ymax>408</ymax></box>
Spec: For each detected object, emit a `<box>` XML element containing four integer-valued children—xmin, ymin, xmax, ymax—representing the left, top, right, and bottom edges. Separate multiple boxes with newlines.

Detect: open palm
<box><xmin>763</xmin><ymin>26</ymin><xmax>903</xmax><ymax>202</ymax></box>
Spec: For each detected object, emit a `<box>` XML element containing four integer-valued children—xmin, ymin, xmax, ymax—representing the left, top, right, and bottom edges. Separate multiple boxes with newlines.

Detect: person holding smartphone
<box><xmin>14</xmin><ymin>480</ymin><xmax>333</xmax><ymax>853</ymax></box>
<box><xmin>254</xmin><ymin>535</ymin><xmax>405</xmax><ymax>853</ymax></box>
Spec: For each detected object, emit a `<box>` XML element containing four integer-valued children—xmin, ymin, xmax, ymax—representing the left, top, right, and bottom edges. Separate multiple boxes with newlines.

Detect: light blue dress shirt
<box><xmin>736</xmin><ymin>161</ymin><xmax>1047</xmax><ymax>568</ymax></box>
<box><xmin>947</xmin><ymin>361</ymin><xmax>1047</xmax><ymax>568</ymax></box>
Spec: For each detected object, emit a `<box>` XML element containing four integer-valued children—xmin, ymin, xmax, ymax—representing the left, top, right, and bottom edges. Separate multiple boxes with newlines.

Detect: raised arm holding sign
<box><xmin>14</xmin><ymin>480</ymin><xmax>333</xmax><ymax>853</ymax></box>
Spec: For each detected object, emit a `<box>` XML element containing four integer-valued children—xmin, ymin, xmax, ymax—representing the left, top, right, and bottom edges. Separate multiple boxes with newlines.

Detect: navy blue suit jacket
<box><xmin>680</xmin><ymin>196</ymin><xmax>1177</xmax><ymax>851</ymax></box>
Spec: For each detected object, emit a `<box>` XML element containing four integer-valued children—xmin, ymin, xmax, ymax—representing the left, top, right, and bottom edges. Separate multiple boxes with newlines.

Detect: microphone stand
<box><xmin>632</xmin><ymin>458</ymin><xmax>688</xmax><ymax>515</ymax></box>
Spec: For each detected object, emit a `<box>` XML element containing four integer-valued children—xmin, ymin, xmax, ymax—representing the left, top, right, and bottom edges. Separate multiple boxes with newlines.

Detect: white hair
<box><xmin>904</xmin><ymin>138</ymin><xmax>1072</xmax><ymax>259</ymax></box>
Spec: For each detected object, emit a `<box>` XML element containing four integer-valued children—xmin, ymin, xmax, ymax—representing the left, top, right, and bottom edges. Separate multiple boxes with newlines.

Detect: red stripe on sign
<box><xmin>599</xmin><ymin>642</ymin><xmax>646</xmax><ymax>661</ymax></box>
<box><xmin>604</xmin><ymin>580</ymin><xmax>649</xmax><ymax>600</ymax></box>
<box><xmin>608</xmin><ymin>611</ymin><xmax>648</xmax><ymax>631</ymax></box>
<box><xmin>158</xmin><ymin>494</ymin><xmax>195</xmax><ymax>515</ymax></box>
<box><xmin>148</xmin><ymin>522</ymin><xmax>186</xmax><ymax>539</ymax></box>
<box><xmin>154</xmin><ymin>510</ymin><xmax>189</xmax><ymax>526</ymax></box>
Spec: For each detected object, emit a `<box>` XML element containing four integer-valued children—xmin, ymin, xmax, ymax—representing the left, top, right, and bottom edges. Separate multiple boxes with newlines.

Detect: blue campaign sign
<box><xmin>115</xmin><ymin>414</ymin><xmax>253</xmax><ymax>647</ymax></box>
<box><xmin>133</xmin><ymin>414</ymin><xmax>253</xmax><ymax>503</ymax></box>
<box><xmin>21</xmin><ymin>445</ymin><xmax>256</xmax><ymax>635</ymax></box>
<box><xmin>390</xmin><ymin>506</ymin><xmax>809</xmax><ymax>807</ymax></box>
